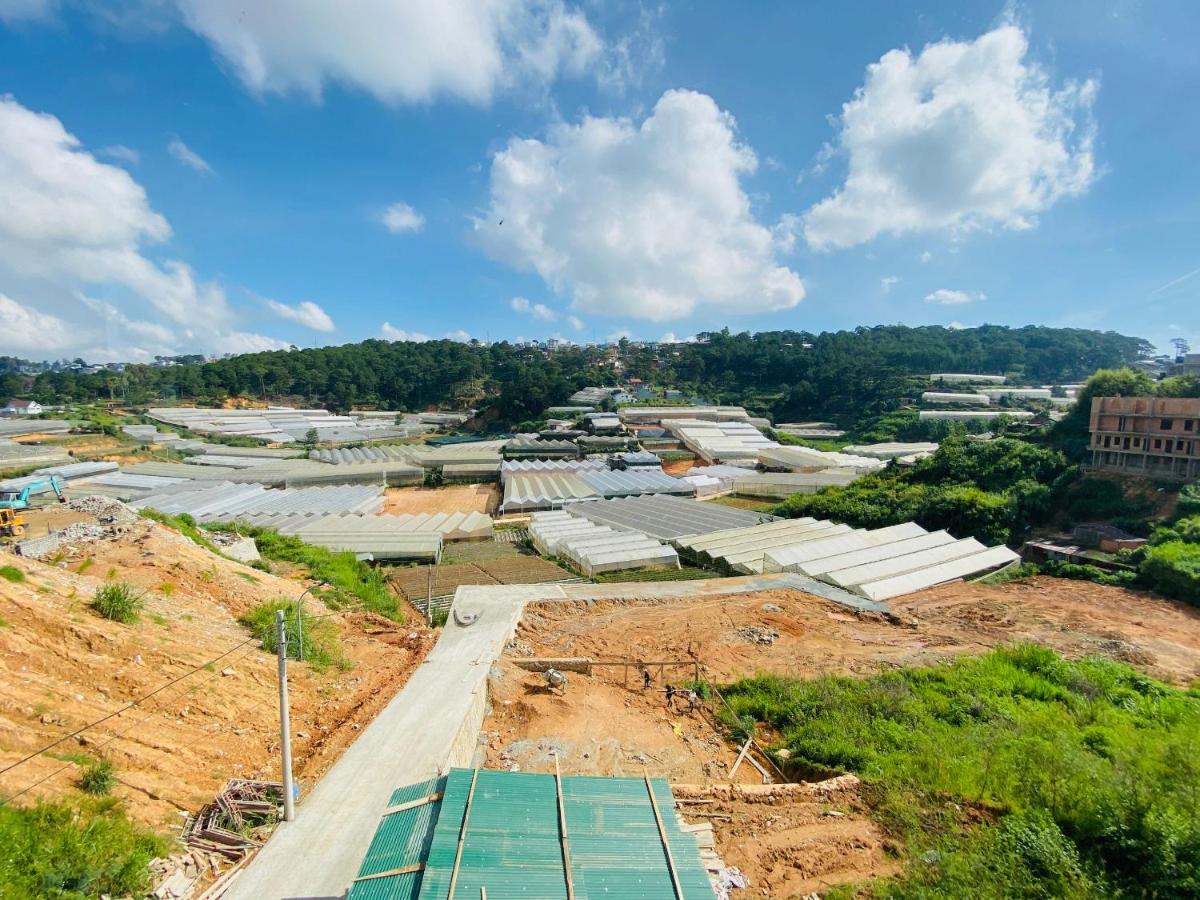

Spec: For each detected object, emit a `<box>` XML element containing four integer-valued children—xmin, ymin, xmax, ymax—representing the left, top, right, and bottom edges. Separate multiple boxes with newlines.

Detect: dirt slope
<box><xmin>0</xmin><ymin>518</ymin><xmax>430</xmax><ymax>829</ymax></box>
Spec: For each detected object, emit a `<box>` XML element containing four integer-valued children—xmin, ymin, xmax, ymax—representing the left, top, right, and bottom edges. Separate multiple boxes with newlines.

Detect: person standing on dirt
<box><xmin>642</xmin><ymin>668</ymin><xmax>652</xmax><ymax>690</ymax></box>
<box><xmin>665</xmin><ymin>684</ymin><xmax>676</xmax><ymax>711</ymax></box>
<box><xmin>686</xmin><ymin>689</ymin><xmax>700</xmax><ymax>713</ymax></box>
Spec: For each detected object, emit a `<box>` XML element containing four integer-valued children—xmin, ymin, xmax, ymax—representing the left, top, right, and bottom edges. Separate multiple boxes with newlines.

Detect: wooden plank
<box><xmin>446</xmin><ymin>768</ymin><xmax>480</xmax><ymax>900</ymax></box>
<box><xmin>643</xmin><ymin>772</ymin><xmax>684</xmax><ymax>900</ymax></box>
<box><xmin>353</xmin><ymin>863</ymin><xmax>424</xmax><ymax>883</ymax></box>
<box><xmin>728</xmin><ymin>737</ymin><xmax>752</xmax><ymax>780</ymax></box>
<box><xmin>381</xmin><ymin>791</ymin><xmax>443</xmax><ymax>817</ymax></box>
<box><xmin>554</xmin><ymin>756</ymin><xmax>576</xmax><ymax>900</ymax></box>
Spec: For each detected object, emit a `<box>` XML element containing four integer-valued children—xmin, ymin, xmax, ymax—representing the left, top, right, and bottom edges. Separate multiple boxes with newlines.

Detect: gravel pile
<box><xmin>65</xmin><ymin>495</ymin><xmax>140</xmax><ymax>527</ymax></box>
<box><xmin>736</xmin><ymin>625</ymin><xmax>779</xmax><ymax>645</ymax></box>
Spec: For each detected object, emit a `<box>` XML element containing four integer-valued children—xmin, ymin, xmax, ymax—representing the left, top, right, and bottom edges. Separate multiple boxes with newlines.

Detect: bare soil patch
<box><xmin>383</xmin><ymin>484</ymin><xmax>499</xmax><ymax>515</ymax></box>
<box><xmin>0</xmin><ymin>517</ymin><xmax>431</xmax><ymax>831</ymax></box>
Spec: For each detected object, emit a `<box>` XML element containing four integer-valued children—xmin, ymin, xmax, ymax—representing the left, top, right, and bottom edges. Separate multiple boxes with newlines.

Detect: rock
<box><xmin>221</xmin><ymin>667</ymin><xmax>237</xmax><ymax>677</ymax></box>
<box><xmin>761</xmin><ymin>603</ymin><xmax>784</xmax><ymax>612</ymax></box>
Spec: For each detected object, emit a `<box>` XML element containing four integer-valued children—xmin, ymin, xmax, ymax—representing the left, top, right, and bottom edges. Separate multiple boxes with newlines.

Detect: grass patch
<box><xmin>0</xmin><ymin>796</ymin><xmax>166</xmax><ymax>899</ymax></box>
<box><xmin>593</xmin><ymin>565</ymin><xmax>713</xmax><ymax>583</ymax></box>
<box><xmin>91</xmin><ymin>581</ymin><xmax>143</xmax><ymax>624</ymax></box>
<box><xmin>139</xmin><ymin>509</ymin><xmax>222</xmax><ymax>554</ymax></box>
<box><xmin>239</xmin><ymin>598</ymin><xmax>349</xmax><ymax>671</ymax></box>
<box><xmin>720</xmin><ymin>645</ymin><xmax>1200</xmax><ymax>897</ymax></box>
<box><xmin>76</xmin><ymin>558</ymin><xmax>95</xmax><ymax>575</ymax></box>
<box><xmin>214</xmin><ymin>524</ymin><xmax>403</xmax><ymax>622</ymax></box>
<box><xmin>77</xmin><ymin>757</ymin><xmax>116</xmax><ymax>796</ymax></box>
<box><xmin>0</xmin><ymin>565</ymin><xmax>26</xmax><ymax>583</ymax></box>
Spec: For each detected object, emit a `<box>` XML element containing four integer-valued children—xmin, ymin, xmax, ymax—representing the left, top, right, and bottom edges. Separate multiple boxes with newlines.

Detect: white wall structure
<box><xmin>921</xmin><ymin>392</ymin><xmax>991</xmax><ymax>406</ymax></box>
<box><xmin>920</xmin><ymin>409</ymin><xmax>1035</xmax><ymax>421</ymax></box>
<box><xmin>928</xmin><ymin>374</ymin><xmax>1006</xmax><ymax>384</ymax></box>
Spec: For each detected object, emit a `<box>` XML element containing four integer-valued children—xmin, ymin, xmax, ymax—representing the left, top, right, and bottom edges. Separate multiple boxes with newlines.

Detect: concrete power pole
<box><xmin>276</xmin><ymin>610</ymin><xmax>296</xmax><ymax>822</ymax></box>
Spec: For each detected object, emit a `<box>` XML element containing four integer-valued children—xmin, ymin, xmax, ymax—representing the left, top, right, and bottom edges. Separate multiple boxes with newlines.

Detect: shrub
<box><xmin>77</xmin><ymin>758</ymin><xmax>115</xmax><ymax>796</ymax></box>
<box><xmin>239</xmin><ymin>599</ymin><xmax>348</xmax><ymax>671</ymax></box>
<box><xmin>1140</xmin><ymin>540</ymin><xmax>1200</xmax><ymax>605</ymax></box>
<box><xmin>0</xmin><ymin>797</ymin><xmax>166</xmax><ymax>898</ymax></box>
<box><xmin>1179</xmin><ymin>483</ymin><xmax>1200</xmax><ymax>519</ymax></box>
<box><xmin>91</xmin><ymin>582</ymin><xmax>143</xmax><ymax>624</ymax></box>
<box><xmin>0</xmin><ymin>565</ymin><xmax>26</xmax><ymax>583</ymax></box>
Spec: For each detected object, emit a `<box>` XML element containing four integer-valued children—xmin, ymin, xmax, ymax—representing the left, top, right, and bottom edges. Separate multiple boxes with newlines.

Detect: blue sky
<box><xmin>0</xmin><ymin>0</ymin><xmax>1196</xmax><ymax>362</ymax></box>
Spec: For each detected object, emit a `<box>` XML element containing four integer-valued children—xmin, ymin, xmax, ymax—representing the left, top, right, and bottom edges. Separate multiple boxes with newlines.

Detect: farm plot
<box><xmin>383</xmin><ymin>484</ymin><xmax>499</xmax><ymax>515</ymax></box>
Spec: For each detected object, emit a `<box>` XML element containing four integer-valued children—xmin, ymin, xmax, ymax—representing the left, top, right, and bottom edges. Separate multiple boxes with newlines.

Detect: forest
<box><xmin>7</xmin><ymin>324</ymin><xmax>1150</xmax><ymax>428</ymax></box>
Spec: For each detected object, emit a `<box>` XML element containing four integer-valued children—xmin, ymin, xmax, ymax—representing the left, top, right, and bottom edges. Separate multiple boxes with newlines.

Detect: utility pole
<box><xmin>276</xmin><ymin>611</ymin><xmax>296</xmax><ymax>822</ymax></box>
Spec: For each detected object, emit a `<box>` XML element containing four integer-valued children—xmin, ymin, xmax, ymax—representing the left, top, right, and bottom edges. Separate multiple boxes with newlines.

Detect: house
<box><xmin>2</xmin><ymin>399</ymin><xmax>43</xmax><ymax>416</ymax></box>
<box><xmin>1088</xmin><ymin>395</ymin><xmax>1200</xmax><ymax>481</ymax></box>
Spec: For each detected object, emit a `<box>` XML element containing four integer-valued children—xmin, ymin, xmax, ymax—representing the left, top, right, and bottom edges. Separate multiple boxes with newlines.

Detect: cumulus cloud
<box><xmin>803</xmin><ymin>25</ymin><xmax>1097</xmax><ymax>250</ymax></box>
<box><xmin>659</xmin><ymin>331</ymin><xmax>696</xmax><ymax>344</ymax></box>
<box><xmin>380</xmin><ymin>322</ymin><xmax>430</xmax><ymax>342</ymax></box>
<box><xmin>167</xmin><ymin>137</ymin><xmax>213</xmax><ymax>174</ymax></box>
<box><xmin>881</xmin><ymin>275</ymin><xmax>901</xmax><ymax>293</ymax></box>
<box><xmin>476</xmin><ymin>89</ymin><xmax>805</xmax><ymax>322</ymax></box>
<box><xmin>175</xmin><ymin>0</ymin><xmax>602</xmax><ymax>105</ymax></box>
<box><xmin>379</xmin><ymin>202</ymin><xmax>425</xmax><ymax>234</ymax></box>
<box><xmin>0</xmin><ymin>95</ymin><xmax>282</xmax><ymax>358</ymax></box>
<box><xmin>510</xmin><ymin>296</ymin><xmax>556</xmax><ymax>321</ymax></box>
<box><xmin>266</xmin><ymin>298</ymin><xmax>335</xmax><ymax>332</ymax></box>
<box><xmin>0</xmin><ymin>294</ymin><xmax>76</xmax><ymax>353</ymax></box>
<box><xmin>924</xmin><ymin>288</ymin><xmax>986</xmax><ymax>305</ymax></box>
<box><xmin>445</xmin><ymin>329</ymin><xmax>473</xmax><ymax>342</ymax></box>
<box><xmin>566</xmin><ymin>314</ymin><xmax>584</xmax><ymax>331</ymax></box>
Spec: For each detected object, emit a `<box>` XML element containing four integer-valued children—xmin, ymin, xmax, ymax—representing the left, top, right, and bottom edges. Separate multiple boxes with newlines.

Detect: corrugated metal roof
<box><xmin>348</xmin><ymin>776</ymin><xmax>445</xmax><ymax>900</ymax></box>
<box><xmin>130</xmin><ymin>481</ymin><xmax>384</xmax><ymax>522</ymax></box>
<box><xmin>413</xmin><ymin>769</ymin><xmax>713</xmax><ymax>900</ymax></box>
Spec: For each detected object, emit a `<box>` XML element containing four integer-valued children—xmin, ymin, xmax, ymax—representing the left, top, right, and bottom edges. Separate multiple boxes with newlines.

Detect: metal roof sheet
<box><xmin>564</xmin><ymin>494</ymin><xmax>773</xmax><ymax>540</ymax></box>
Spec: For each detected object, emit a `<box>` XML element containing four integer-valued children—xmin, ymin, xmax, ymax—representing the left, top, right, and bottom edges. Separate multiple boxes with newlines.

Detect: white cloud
<box><xmin>803</xmin><ymin>25</ymin><xmax>1097</xmax><ymax>250</ymax></box>
<box><xmin>167</xmin><ymin>137</ymin><xmax>213</xmax><ymax>174</ymax></box>
<box><xmin>215</xmin><ymin>331</ymin><xmax>291</xmax><ymax>354</ymax></box>
<box><xmin>510</xmin><ymin>296</ymin><xmax>556</xmax><ymax>321</ymax></box>
<box><xmin>0</xmin><ymin>0</ymin><xmax>54</xmax><ymax>23</ymax></box>
<box><xmin>175</xmin><ymin>0</ymin><xmax>602</xmax><ymax>105</ymax></box>
<box><xmin>881</xmin><ymin>275</ymin><xmax>901</xmax><ymax>293</ymax></box>
<box><xmin>100</xmin><ymin>144</ymin><xmax>140</xmax><ymax>165</ymax></box>
<box><xmin>380</xmin><ymin>202</ymin><xmax>425</xmax><ymax>234</ymax></box>
<box><xmin>265</xmin><ymin>298</ymin><xmax>335</xmax><ymax>332</ymax></box>
<box><xmin>0</xmin><ymin>293</ymin><xmax>76</xmax><ymax>353</ymax></box>
<box><xmin>566</xmin><ymin>315</ymin><xmax>584</xmax><ymax>331</ymax></box>
<box><xmin>658</xmin><ymin>331</ymin><xmax>695</xmax><ymax>344</ymax></box>
<box><xmin>607</xmin><ymin>328</ymin><xmax>632</xmax><ymax>342</ymax></box>
<box><xmin>946</xmin><ymin>321</ymin><xmax>969</xmax><ymax>330</ymax></box>
<box><xmin>380</xmin><ymin>322</ymin><xmax>430</xmax><ymax>342</ymax></box>
<box><xmin>919</xmin><ymin>250</ymin><xmax>933</xmax><ymax>264</ymax></box>
<box><xmin>476</xmin><ymin>89</ymin><xmax>805</xmax><ymax>322</ymax></box>
<box><xmin>924</xmin><ymin>288</ymin><xmax>986</xmax><ymax>305</ymax></box>
<box><xmin>445</xmin><ymin>329</ymin><xmax>472</xmax><ymax>342</ymax></box>
<box><xmin>0</xmin><ymin>95</ymin><xmax>284</xmax><ymax>359</ymax></box>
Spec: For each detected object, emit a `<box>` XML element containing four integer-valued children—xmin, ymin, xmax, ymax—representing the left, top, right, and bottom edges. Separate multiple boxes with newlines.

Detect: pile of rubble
<box><xmin>148</xmin><ymin>849</ymin><xmax>228</xmax><ymax>899</ymax></box>
<box><xmin>65</xmin><ymin>494</ymin><xmax>140</xmax><ymax>526</ymax></box>
<box><xmin>17</xmin><ymin>496</ymin><xmax>140</xmax><ymax>559</ymax></box>
<box><xmin>736</xmin><ymin>625</ymin><xmax>779</xmax><ymax>645</ymax></box>
<box><xmin>182</xmin><ymin>779</ymin><xmax>282</xmax><ymax>859</ymax></box>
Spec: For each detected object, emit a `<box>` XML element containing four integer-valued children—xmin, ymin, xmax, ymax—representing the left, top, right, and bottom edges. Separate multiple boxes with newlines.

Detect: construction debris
<box><xmin>736</xmin><ymin>625</ymin><xmax>779</xmax><ymax>645</ymax></box>
<box><xmin>182</xmin><ymin>780</ymin><xmax>283</xmax><ymax>860</ymax></box>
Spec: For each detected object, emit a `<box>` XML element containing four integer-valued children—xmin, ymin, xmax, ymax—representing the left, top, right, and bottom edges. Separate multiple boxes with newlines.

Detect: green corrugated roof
<box><xmin>353</xmin><ymin>768</ymin><xmax>714</xmax><ymax>900</ymax></box>
<box><xmin>348</xmin><ymin>776</ymin><xmax>446</xmax><ymax>900</ymax></box>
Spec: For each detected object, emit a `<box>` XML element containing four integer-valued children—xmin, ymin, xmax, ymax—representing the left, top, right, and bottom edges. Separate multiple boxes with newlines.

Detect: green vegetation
<box><xmin>239</xmin><ymin>599</ymin><xmax>348</xmax><ymax>671</ymax></box>
<box><xmin>1178</xmin><ymin>483</ymin><xmax>1200</xmax><ymax>519</ymax></box>
<box><xmin>1062</xmin><ymin>477</ymin><xmax>1155</xmax><ymax>523</ymax></box>
<box><xmin>218</xmin><ymin>524</ymin><xmax>402</xmax><ymax>621</ymax></box>
<box><xmin>140</xmin><ymin>508</ymin><xmax>222</xmax><ymax>554</ymax></box>
<box><xmin>0</xmin><ymin>797</ymin><xmax>167</xmax><ymax>899</ymax></box>
<box><xmin>777</xmin><ymin>435</ymin><xmax>1074</xmax><ymax>546</ymax></box>
<box><xmin>592</xmin><ymin>565</ymin><xmax>712</xmax><ymax>583</ymax></box>
<box><xmin>91</xmin><ymin>581</ymin><xmax>143</xmax><ymax>624</ymax></box>
<box><xmin>11</xmin><ymin>325</ymin><xmax>1147</xmax><ymax>426</ymax></box>
<box><xmin>721</xmin><ymin>646</ymin><xmax>1200</xmax><ymax>897</ymax></box>
<box><xmin>1140</xmin><ymin>540</ymin><xmax>1200</xmax><ymax>603</ymax></box>
<box><xmin>77</xmin><ymin>757</ymin><xmax>116</xmax><ymax>796</ymax></box>
<box><xmin>0</xmin><ymin>564</ymin><xmax>26</xmax><ymax>583</ymax></box>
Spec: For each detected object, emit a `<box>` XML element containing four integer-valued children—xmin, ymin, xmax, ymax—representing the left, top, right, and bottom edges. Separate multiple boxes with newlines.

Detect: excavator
<box><xmin>0</xmin><ymin>476</ymin><xmax>66</xmax><ymax>540</ymax></box>
<box><xmin>0</xmin><ymin>475</ymin><xmax>66</xmax><ymax>511</ymax></box>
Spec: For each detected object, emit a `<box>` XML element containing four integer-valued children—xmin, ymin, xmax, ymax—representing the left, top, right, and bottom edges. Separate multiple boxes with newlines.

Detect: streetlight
<box><xmin>294</xmin><ymin>579</ymin><xmax>330</xmax><ymax>662</ymax></box>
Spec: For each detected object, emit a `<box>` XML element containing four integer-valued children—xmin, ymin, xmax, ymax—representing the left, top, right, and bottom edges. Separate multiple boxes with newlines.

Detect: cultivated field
<box><xmin>382</xmin><ymin>484</ymin><xmax>499</xmax><ymax>515</ymax></box>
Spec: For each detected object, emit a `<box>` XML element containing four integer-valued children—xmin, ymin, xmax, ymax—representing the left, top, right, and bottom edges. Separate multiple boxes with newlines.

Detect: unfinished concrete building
<box><xmin>1089</xmin><ymin>396</ymin><xmax>1200</xmax><ymax>480</ymax></box>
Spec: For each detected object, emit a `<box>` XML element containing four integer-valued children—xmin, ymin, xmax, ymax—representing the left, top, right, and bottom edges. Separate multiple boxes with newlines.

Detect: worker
<box><xmin>642</xmin><ymin>668</ymin><xmax>652</xmax><ymax>690</ymax></box>
<box><xmin>687</xmin><ymin>690</ymin><xmax>701</xmax><ymax>713</ymax></box>
<box><xmin>665</xmin><ymin>684</ymin><xmax>676</xmax><ymax>711</ymax></box>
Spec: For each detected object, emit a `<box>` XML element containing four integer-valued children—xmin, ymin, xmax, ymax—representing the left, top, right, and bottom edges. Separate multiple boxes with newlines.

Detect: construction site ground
<box><xmin>0</xmin><ymin>514</ymin><xmax>431</xmax><ymax>832</ymax></box>
<box><xmin>383</xmin><ymin>483</ymin><xmax>499</xmax><ymax>515</ymax></box>
<box><xmin>483</xmin><ymin>576</ymin><xmax>1200</xmax><ymax>896</ymax></box>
